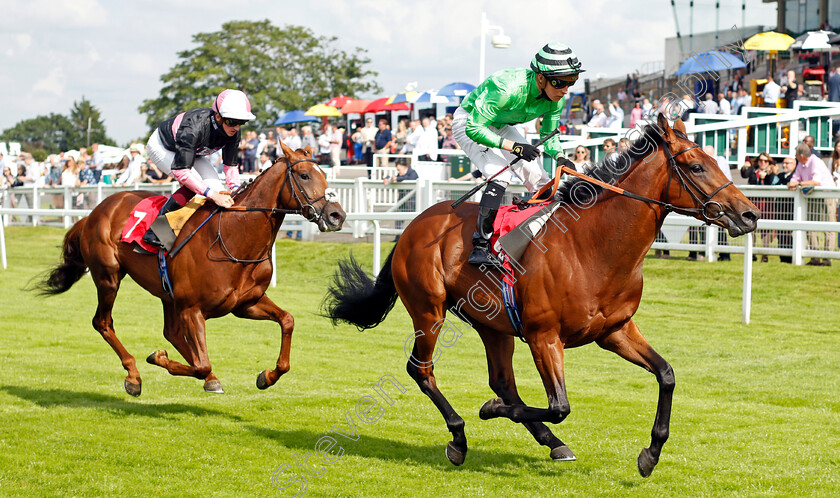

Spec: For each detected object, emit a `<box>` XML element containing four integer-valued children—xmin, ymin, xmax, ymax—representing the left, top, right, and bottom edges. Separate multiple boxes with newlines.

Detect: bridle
<box><xmin>658</xmin><ymin>130</ymin><xmax>733</xmax><ymax>222</ymax></box>
<box><xmin>562</xmin><ymin>130</ymin><xmax>733</xmax><ymax>223</ymax></box>
<box><xmin>170</xmin><ymin>154</ymin><xmax>336</xmax><ymax>263</ymax></box>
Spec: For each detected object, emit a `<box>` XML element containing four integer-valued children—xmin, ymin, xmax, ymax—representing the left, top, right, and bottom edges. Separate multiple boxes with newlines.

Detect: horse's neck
<box><xmin>232</xmin><ymin>162</ymin><xmax>289</xmax><ymax>232</ymax></box>
<box><xmin>553</xmin><ymin>156</ymin><xmax>671</xmax><ymax>267</ymax></box>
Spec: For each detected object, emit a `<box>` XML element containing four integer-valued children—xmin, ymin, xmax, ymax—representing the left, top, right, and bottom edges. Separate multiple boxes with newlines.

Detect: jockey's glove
<box><xmin>555</xmin><ymin>157</ymin><xmax>576</xmax><ymax>171</ymax></box>
<box><xmin>511</xmin><ymin>142</ymin><xmax>540</xmax><ymax>162</ymax></box>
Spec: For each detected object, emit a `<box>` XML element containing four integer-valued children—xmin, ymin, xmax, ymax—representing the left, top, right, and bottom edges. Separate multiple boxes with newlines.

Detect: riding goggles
<box><xmin>547</xmin><ymin>75</ymin><xmax>578</xmax><ymax>89</ymax></box>
<box><xmin>222</xmin><ymin>117</ymin><xmax>249</xmax><ymax>127</ymax></box>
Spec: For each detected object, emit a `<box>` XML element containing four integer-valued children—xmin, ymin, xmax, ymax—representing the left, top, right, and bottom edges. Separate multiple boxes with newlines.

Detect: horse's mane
<box><xmin>554</xmin><ymin>122</ymin><xmax>667</xmax><ymax>205</ymax></box>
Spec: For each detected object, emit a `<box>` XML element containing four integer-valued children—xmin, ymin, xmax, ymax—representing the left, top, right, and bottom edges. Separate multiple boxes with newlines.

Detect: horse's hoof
<box><xmin>479</xmin><ymin>397</ymin><xmax>503</xmax><ymax>420</ymax></box>
<box><xmin>124</xmin><ymin>380</ymin><xmax>141</xmax><ymax>397</ymax></box>
<box><xmin>145</xmin><ymin>352</ymin><xmax>158</xmax><ymax>365</ymax></box>
<box><xmin>550</xmin><ymin>445</ymin><xmax>576</xmax><ymax>461</ymax></box>
<box><xmin>204</xmin><ymin>380</ymin><xmax>224</xmax><ymax>393</ymax></box>
<box><xmin>637</xmin><ymin>448</ymin><xmax>657</xmax><ymax>477</ymax></box>
<box><xmin>256</xmin><ymin>370</ymin><xmax>271</xmax><ymax>390</ymax></box>
<box><xmin>445</xmin><ymin>441</ymin><xmax>466</xmax><ymax>466</ymax></box>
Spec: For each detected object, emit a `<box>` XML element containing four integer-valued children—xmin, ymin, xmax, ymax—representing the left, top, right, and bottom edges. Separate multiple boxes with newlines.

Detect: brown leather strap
<box><xmin>527</xmin><ymin>174</ymin><xmax>562</xmax><ymax>204</ymax></box>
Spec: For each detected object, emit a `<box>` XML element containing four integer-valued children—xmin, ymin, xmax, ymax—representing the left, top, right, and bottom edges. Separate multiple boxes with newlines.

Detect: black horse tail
<box><xmin>323</xmin><ymin>247</ymin><xmax>398</xmax><ymax>331</ymax></box>
<box><xmin>35</xmin><ymin>218</ymin><xmax>88</xmax><ymax>296</ymax></box>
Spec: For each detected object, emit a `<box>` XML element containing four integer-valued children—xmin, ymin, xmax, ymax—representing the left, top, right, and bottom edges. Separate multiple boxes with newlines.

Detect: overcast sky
<box><xmin>0</xmin><ymin>0</ymin><xmax>776</xmax><ymax>145</ymax></box>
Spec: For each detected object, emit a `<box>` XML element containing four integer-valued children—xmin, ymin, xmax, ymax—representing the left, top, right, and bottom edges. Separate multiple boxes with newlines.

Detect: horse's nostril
<box><xmin>330</xmin><ymin>211</ymin><xmax>343</xmax><ymax>221</ymax></box>
<box><xmin>743</xmin><ymin>210</ymin><xmax>759</xmax><ymax>223</ymax></box>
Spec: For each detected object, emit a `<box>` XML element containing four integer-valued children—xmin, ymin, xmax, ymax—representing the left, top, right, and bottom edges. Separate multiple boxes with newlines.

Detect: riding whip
<box><xmin>450</xmin><ymin>125</ymin><xmax>564</xmax><ymax>208</ymax></box>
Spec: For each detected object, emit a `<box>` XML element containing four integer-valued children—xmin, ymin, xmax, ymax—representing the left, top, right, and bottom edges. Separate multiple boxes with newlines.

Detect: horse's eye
<box><xmin>689</xmin><ymin>164</ymin><xmax>703</xmax><ymax>174</ymax></box>
<box><xmin>300</xmin><ymin>173</ymin><xmax>310</xmax><ymax>181</ymax></box>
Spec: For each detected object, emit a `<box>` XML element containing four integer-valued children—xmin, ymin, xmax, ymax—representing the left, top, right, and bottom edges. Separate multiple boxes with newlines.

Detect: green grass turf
<box><xmin>0</xmin><ymin>226</ymin><xmax>838</xmax><ymax>497</ymax></box>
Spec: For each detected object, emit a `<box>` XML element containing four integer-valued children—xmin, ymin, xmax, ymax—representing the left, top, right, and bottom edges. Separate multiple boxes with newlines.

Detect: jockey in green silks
<box><xmin>452</xmin><ymin>43</ymin><xmax>584</xmax><ymax>268</ymax></box>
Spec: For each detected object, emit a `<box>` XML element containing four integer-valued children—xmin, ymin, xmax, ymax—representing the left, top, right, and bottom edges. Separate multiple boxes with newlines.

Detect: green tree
<box><xmin>68</xmin><ymin>96</ymin><xmax>112</xmax><ymax>148</ymax></box>
<box><xmin>139</xmin><ymin>20</ymin><xmax>381</xmax><ymax>132</ymax></box>
<box><xmin>0</xmin><ymin>113</ymin><xmax>76</xmax><ymax>155</ymax></box>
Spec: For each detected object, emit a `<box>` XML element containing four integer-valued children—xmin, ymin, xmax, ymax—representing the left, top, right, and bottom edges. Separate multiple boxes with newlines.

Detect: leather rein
<box><xmin>169</xmin><ymin>155</ymin><xmax>331</xmax><ymax>262</ymax></box>
<box><xmin>551</xmin><ymin>131</ymin><xmax>733</xmax><ymax>223</ymax></box>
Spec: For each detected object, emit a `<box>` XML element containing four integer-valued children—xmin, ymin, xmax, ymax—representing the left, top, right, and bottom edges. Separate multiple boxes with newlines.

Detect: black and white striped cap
<box><xmin>530</xmin><ymin>43</ymin><xmax>584</xmax><ymax>77</ymax></box>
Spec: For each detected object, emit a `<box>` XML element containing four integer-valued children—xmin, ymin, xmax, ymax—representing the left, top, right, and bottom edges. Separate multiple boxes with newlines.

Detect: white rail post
<box><xmin>742</xmin><ymin>231</ymin><xmax>753</xmax><ymax>324</ymax></box>
<box><xmin>0</xmin><ymin>213</ymin><xmax>6</xmax><ymax>269</ymax></box>
<box><xmin>792</xmin><ymin>191</ymin><xmax>806</xmax><ymax>265</ymax></box>
<box><xmin>354</xmin><ymin>177</ymin><xmax>365</xmax><ymax>238</ymax></box>
<box><xmin>372</xmin><ymin>220</ymin><xmax>381</xmax><ymax>277</ymax></box>
<box><xmin>97</xmin><ymin>183</ymin><xmax>104</xmax><ymax>205</ymax></box>
<box><xmin>63</xmin><ymin>186</ymin><xmax>72</xmax><ymax>229</ymax></box>
<box><xmin>270</xmin><ymin>243</ymin><xmax>277</xmax><ymax>287</ymax></box>
<box><xmin>705</xmin><ymin>224</ymin><xmax>717</xmax><ymax>262</ymax></box>
<box><xmin>32</xmin><ymin>185</ymin><xmax>40</xmax><ymax>226</ymax></box>
<box><xmin>736</xmin><ymin>127</ymin><xmax>747</xmax><ymax>172</ymax></box>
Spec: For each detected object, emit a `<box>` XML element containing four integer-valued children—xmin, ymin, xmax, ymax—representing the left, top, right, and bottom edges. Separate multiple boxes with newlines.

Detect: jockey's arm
<box><xmin>464</xmin><ymin>89</ymin><xmax>514</xmax><ymax>152</ymax></box>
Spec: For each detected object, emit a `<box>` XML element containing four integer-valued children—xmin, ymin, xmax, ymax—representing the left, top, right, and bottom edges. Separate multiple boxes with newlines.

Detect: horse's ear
<box><xmin>303</xmin><ymin>145</ymin><xmax>313</xmax><ymax>157</ymax></box>
<box><xmin>672</xmin><ymin>117</ymin><xmax>688</xmax><ymax>135</ymax></box>
<box><xmin>278</xmin><ymin>140</ymin><xmax>293</xmax><ymax>158</ymax></box>
<box><xmin>656</xmin><ymin>112</ymin><xmax>677</xmax><ymax>145</ymax></box>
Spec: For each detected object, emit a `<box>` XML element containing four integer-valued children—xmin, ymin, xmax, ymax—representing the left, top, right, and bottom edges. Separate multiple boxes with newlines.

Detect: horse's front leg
<box><xmin>597</xmin><ymin>319</ymin><xmax>675</xmax><ymax>477</ymax></box>
<box><xmin>232</xmin><ymin>294</ymin><xmax>294</xmax><ymax>390</ymax></box>
<box><xmin>479</xmin><ymin>332</ymin><xmax>571</xmax><ymax>425</ymax></box>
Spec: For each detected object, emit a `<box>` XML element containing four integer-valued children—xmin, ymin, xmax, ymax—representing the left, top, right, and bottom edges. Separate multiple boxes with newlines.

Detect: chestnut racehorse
<box><xmin>38</xmin><ymin>142</ymin><xmax>345</xmax><ymax>396</ymax></box>
<box><xmin>324</xmin><ymin>115</ymin><xmax>758</xmax><ymax>476</ymax></box>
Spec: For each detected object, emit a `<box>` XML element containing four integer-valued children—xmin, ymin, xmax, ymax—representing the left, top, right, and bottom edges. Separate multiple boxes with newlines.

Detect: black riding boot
<box><xmin>141</xmin><ymin>196</ymin><xmax>183</xmax><ymax>249</ymax></box>
<box><xmin>468</xmin><ymin>182</ymin><xmax>505</xmax><ymax>269</ymax></box>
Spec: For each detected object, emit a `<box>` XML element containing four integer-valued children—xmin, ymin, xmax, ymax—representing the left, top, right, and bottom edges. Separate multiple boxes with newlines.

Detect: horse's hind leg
<box><xmin>146</xmin><ymin>307</ymin><xmax>217</xmax><ymax>391</ymax></box>
<box><xmin>405</xmin><ymin>307</ymin><xmax>468</xmax><ymax>466</ymax></box>
<box><xmin>147</xmin><ymin>302</ymin><xmax>223</xmax><ymax>393</ymax></box>
<box><xmin>232</xmin><ymin>294</ymin><xmax>294</xmax><ymax>390</ymax></box>
<box><xmin>89</xmin><ymin>265</ymin><xmax>141</xmax><ymax>397</ymax></box>
<box><xmin>596</xmin><ymin>320</ymin><xmax>674</xmax><ymax>478</ymax></box>
<box><xmin>478</xmin><ymin>332</ymin><xmax>572</xmax><ymax>424</ymax></box>
<box><xmin>476</xmin><ymin>327</ymin><xmax>576</xmax><ymax>461</ymax></box>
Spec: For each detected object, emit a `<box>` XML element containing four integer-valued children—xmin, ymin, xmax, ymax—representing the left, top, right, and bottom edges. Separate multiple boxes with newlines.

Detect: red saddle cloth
<box><xmin>121</xmin><ymin>195</ymin><xmax>168</xmax><ymax>253</ymax></box>
<box><xmin>489</xmin><ymin>202</ymin><xmax>551</xmax><ymax>284</ymax></box>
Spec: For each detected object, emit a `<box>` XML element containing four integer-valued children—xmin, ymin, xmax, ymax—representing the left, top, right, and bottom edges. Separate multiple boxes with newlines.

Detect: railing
<box><xmin>565</xmin><ymin>100</ymin><xmax>840</xmax><ymax>170</ymax></box>
<box><xmin>4</xmin><ymin>180</ymin><xmax>839</xmax><ymax>267</ymax></box>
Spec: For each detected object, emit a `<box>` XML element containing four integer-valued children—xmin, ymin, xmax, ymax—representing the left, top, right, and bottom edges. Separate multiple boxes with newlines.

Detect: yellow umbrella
<box><xmin>305</xmin><ymin>104</ymin><xmax>342</xmax><ymax>117</ymax></box>
<box><xmin>385</xmin><ymin>91</ymin><xmax>419</xmax><ymax>105</ymax></box>
<box><xmin>743</xmin><ymin>31</ymin><xmax>795</xmax><ymax>51</ymax></box>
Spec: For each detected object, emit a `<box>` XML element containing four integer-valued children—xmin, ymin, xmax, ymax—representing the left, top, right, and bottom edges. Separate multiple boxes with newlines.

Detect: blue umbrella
<box><xmin>674</xmin><ymin>50</ymin><xmax>747</xmax><ymax>75</ymax></box>
<box><xmin>414</xmin><ymin>91</ymin><xmax>453</xmax><ymax>104</ymax></box>
<box><xmin>438</xmin><ymin>82</ymin><xmax>476</xmax><ymax>97</ymax></box>
<box><xmin>273</xmin><ymin>110</ymin><xmax>318</xmax><ymax>125</ymax></box>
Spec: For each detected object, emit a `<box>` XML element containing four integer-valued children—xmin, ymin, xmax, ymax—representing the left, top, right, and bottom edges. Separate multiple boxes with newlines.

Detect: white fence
<box><xmin>3</xmin><ymin>181</ymin><xmax>839</xmax><ymax>264</ymax></box>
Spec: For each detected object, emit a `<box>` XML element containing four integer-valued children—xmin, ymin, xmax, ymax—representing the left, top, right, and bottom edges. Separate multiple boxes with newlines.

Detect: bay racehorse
<box><xmin>324</xmin><ymin>115</ymin><xmax>758</xmax><ymax>476</ymax></box>
<box><xmin>37</xmin><ymin>141</ymin><xmax>345</xmax><ymax>396</ymax></box>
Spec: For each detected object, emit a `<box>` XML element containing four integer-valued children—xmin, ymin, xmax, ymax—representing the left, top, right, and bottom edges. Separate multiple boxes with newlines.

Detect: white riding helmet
<box><xmin>212</xmin><ymin>89</ymin><xmax>256</xmax><ymax>121</ymax></box>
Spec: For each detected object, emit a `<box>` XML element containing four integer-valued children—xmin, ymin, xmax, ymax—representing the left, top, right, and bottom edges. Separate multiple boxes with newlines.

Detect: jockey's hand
<box><xmin>511</xmin><ymin>142</ymin><xmax>540</xmax><ymax>162</ymax></box>
<box><xmin>556</xmin><ymin>157</ymin><xmax>576</xmax><ymax>172</ymax></box>
<box><xmin>209</xmin><ymin>191</ymin><xmax>234</xmax><ymax>209</ymax></box>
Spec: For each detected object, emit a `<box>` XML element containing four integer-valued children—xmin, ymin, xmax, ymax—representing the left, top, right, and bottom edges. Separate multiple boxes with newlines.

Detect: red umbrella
<box><xmin>326</xmin><ymin>95</ymin><xmax>353</xmax><ymax>108</ymax></box>
<box><xmin>362</xmin><ymin>97</ymin><xmax>391</xmax><ymax>113</ymax></box>
<box><xmin>340</xmin><ymin>99</ymin><xmax>371</xmax><ymax>114</ymax></box>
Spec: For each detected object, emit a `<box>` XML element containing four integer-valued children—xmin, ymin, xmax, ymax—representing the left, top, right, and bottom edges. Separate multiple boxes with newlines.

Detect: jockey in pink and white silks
<box><xmin>142</xmin><ymin>89</ymin><xmax>255</xmax><ymax>248</ymax></box>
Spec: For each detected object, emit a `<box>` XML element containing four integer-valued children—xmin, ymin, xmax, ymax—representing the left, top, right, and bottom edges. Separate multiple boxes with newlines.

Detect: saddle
<box><xmin>121</xmin><ymin>195</ymin><xmax>206</xmax><ymax>253</ymax></box>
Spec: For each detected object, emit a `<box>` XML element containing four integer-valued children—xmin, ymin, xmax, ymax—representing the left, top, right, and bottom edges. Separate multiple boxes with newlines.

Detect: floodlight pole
<box><xmin>479</xmin><ymin>12</ymin><xmax>508</xmax><ymax>82</ymax></box>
